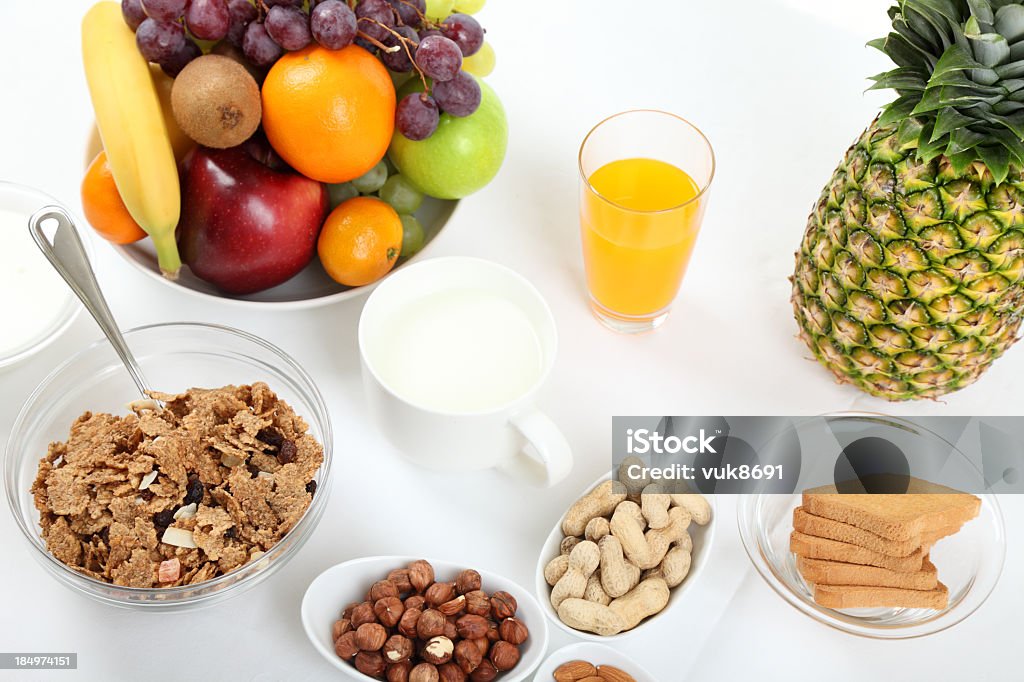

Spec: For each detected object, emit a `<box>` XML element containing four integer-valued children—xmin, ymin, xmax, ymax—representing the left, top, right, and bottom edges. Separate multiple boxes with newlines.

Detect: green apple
<box><xmin>388</xmin><ymin>77</ymin><xmax>508</xmax><ymax>200</ymax></box>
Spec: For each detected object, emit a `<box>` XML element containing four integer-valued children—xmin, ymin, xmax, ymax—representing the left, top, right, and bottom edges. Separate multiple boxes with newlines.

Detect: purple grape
<box><xmin>243</xmin><ymin>21</ymin><xmax>284</xmax><ymax>66</ymax></box>
<box><xmin>354</xmin><ymin>36</ymin><xmax>378</xmax><ymax>54</ymax></box>
<box><xmin>415</xmin><ymin>34</ymin><xmax>461</xmax><ymax>82</ymax></box>
<box><xmin>136</xmin><ymin>18</ymin><xmax>186</xmax><ymax>63</ymax></box>
<box><xmin>186</xmin><ymin>0</ymin><xmax>230</xmax><ymax>41</ymax></box>
<box><xmin>432</xmin><ymin>71</ymin><xmax>480</xmax><ymax>117</ymax></box>
<box><xmin>356</xmin><ymin>0</ymin><xmax>395</xmax><ymax>43</ymax></box>
<box><xmin>161</xmin><ymin>37</ymin><xmax>202</xmax><ymax>76</ymax></box>
<box><xmin>441</xmin><ymin>13</ymin><xmax>483</xmax><ymax>56</ymax></box>
<box><xmin>388</xmin><ymin>0</ymin><xmax>425</xmax><ymax>28</ymax></box>
<box><xmin>225</xmin><ymin>0</ymin><xmax>258</xmax><ymax>47</ymax></box>
<box><xmin>380</xmin><ymin>24</ymin><xmax>417</xmax><ymax>72</ymax></box>
<box><xmin>396</xmin><ymin>92</ymin><xmax>439</xmax><ymax>140</ymax></box>
<box><xmin>418</xmin><ymin>28</ymin><xmax>442</xmax><ymax>41</ymax></box>
<box><xmin>140</xmin><ymin>0</ymin><xmax>187</xmax><ymax>22</ymax></box>
<box><xmin>121</xmin><ymin>0</ymin><xmax>147</xmax><ymax>31</ymax></box>
<box><xmin>265</xmin><ymin>0</ymin><xmax>304</xmax><ymax>6</ymax></box>
<box><xmin>311</xmin><ymin>0</ymin><xmax>357</xmax><ymax>50</ymax></box>
<box><xmin>265</xmin><ymin>5</ymin><xmax>312</xmax><ymax>51</ymax></box>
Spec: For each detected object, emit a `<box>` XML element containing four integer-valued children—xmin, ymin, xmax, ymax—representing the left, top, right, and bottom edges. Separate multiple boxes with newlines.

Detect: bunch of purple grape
<box><xmin>122</xmin><ymin>0</ymin><xmax>487</xmax><ymax>141</ymax></box>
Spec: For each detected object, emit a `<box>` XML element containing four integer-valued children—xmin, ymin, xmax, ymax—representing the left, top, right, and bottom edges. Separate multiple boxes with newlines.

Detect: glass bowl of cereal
<box><xmin>3</xmin><ymin>322</ymin><xmax>332</xmax><ymax>611</ymax></box>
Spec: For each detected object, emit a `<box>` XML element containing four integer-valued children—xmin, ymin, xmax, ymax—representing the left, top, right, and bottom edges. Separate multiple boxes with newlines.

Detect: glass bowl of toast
<box><xmin>737</xmin><ymin>414</ymin><xmax>1006</xmax><ymax>638</ymax></box>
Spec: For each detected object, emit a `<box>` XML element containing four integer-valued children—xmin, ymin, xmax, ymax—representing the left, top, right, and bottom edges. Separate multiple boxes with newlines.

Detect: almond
<box><xmin>553</xmin><ymin>661</ymin><xmax>598</xmax><ymax>682</ymax></box>
<box><xmin>597</xmin><ymin>665</ymin><xmax>637</xmax><ymax>682</ymax></box>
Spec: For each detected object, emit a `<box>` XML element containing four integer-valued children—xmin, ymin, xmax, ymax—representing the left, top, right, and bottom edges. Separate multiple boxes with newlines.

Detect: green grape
<box><xmin>351</xmin><ymin>161</ymin><xmax>389</xmax><ymax>194</ymax></box>
<box><xmin>454</xmin><ymin>0</ymin><xmax>485</xmax><ymax>13</ymax></box>
<box><xmin>380</xmin><ymin>174</ymin><xmax>425</xmax><ymax>214</ymax></box>
<box><xmin>425</xmin><ymin>0</ymin><xmax>455</xmax><ymax>20</ymax></box>
<box><xmin>328</xmin><ymin>182</ymin><xmax>359</xmax><ymax>207</ymax></box>
<box><xmin>462</xmin><ymin>40</ymin><xmax>495</xmax><ymax>77</ymax></box>
<box><xmin>399</xmin><ymin>214</ymin><xmax>425</xmax><ymax>258</ymax></box>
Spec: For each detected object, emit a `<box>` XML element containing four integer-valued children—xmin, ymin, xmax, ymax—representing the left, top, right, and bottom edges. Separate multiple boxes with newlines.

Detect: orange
<box><xmin>318</xmin><ymin>196</ymin><xmax>403</xmax><ymax>286</ymax></box>
<box><xmin>81</xmin><ymin>151</ymin><xmax>147</xmax><ymax>244</ymax></box>
<box><xmin>262</xmin><ymin>45</ymin><xmax>396</xmax><ymax>183</ymax></box>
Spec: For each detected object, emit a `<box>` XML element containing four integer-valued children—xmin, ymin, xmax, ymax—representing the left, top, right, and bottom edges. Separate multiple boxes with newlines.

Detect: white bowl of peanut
<box><xmin>534</xmin><ymin>470</ymin><xmax>716</xmax><ymax>642</ymax></box>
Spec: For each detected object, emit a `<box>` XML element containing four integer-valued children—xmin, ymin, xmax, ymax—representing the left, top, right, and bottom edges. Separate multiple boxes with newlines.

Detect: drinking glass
<box><xmin>578</xmin><ymin>110</ymin><xmax>715</xmax><ymax>333</ymax></box>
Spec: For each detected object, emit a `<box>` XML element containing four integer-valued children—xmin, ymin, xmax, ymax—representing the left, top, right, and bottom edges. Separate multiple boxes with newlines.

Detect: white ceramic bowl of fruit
<box><xmin>302</xmin><ymin>556</ymin><xmax>548</xmax><ymax>681</ymax></box>
<box><xmin>82</xmin><ymin>0</ymin><xmax>504</xmax><ymax>309</ymax></box>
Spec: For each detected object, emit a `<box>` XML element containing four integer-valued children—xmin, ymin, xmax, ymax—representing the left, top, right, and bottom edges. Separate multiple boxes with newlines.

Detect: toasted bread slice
<box><xmin>802</xmin><ymin>478</ymin><xmax>981</xmax><ymax>542</ymax></box>
<box><xmin>790</xmin><ymin>531</ymin><xmax>925</xmax><ymax>572</ymax></box>
<box><xmin>798</xmin><ymin>556</ymin><xmax>938</xmax><ymax>590</ymax></box>
<box><xmin>812</xmin><ymin>582</ymin><xmax>948</xmax><ymax>610</ymax></box>
<box><xmin>792</xmin><ymin>507</ymin><xmax>962</xmax><ymax>557</ymax></box>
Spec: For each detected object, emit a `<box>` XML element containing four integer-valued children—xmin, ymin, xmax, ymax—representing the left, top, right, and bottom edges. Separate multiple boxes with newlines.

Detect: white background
<box><xmin>0</xmin><ymin>0</ymin><xmax>1021</xmax><ymax>680</ymax></box>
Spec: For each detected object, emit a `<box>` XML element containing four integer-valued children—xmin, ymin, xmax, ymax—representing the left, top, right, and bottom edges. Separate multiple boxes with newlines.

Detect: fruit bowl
<box><xmin>84</xmin><ymin>129</ymin><xmax>458</xmax><ymax>309</ymax></box>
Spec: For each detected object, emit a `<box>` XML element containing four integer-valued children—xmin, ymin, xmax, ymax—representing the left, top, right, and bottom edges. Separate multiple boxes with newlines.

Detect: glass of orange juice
<box><xmin>579</xmin><ymin>110</ymin><xmax>715</xmax><ymax>333</ymax></box>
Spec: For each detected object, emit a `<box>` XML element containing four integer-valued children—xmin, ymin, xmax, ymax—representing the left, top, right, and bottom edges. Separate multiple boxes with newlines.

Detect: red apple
<box><xmin>177</xmin><ymin>143</ymin><xmax>328</xmax><ymax>295</ymax></box>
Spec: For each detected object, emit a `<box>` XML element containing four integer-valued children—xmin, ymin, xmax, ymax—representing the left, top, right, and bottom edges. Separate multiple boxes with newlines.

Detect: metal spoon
<box><xmin>29</xmin><ymin>204</ymin><xmax>154</xmax><ymax>400</ymax></box>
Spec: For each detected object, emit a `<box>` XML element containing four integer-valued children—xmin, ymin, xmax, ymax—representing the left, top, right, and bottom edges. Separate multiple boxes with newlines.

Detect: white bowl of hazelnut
<box><xmin>534</xmin><ymin>470</ymin><xmax>716</xmax><ymax>642</ymax></box>
<box><xmin>301</xmin><ymin>556</ymin><xmax>548</xmax><ymax>682</ymax></box>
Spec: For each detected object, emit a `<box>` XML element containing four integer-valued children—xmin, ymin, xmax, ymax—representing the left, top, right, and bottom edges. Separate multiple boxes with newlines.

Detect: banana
<box><xmin>82</xmin><ymin>1</ymin><xmax>182</xmax><ymax>278</ymax></box>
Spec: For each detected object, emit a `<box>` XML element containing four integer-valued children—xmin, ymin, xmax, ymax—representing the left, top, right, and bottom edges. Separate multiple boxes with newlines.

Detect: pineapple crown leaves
<box><xmin>870</xmin><ymin>0</ymin><xmax>1024</xmax><ymax>183</ymax></box>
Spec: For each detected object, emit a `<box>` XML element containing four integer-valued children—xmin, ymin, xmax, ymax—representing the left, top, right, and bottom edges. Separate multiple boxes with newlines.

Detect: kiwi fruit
<box><xmin>172</xmin><ymin>55</ymin><xmax>261</xmax><ymax>149</ymax></box>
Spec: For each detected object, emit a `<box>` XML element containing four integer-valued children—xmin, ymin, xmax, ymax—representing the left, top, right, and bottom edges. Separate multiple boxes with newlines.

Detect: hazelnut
<box><xmin>489</xmin><ymin>641</ymin><xmax>520</xmax><ymax>672</ymax></box>
<box><xmin>355</xmin><ymin>622</ymin><xmax>388</xmax><ymax>652</ymax></box>
<box><xmin>343</xmin><ymin>601</ymin><xmax>360</xmax><ymax>620</ymax></box>
<box><xmin>438</xmin><ymin>595</ymin><xmax>466</xmax><ymax>616</ymax></box>
<box><xmin>334</xmin><ymin>631</ymin><xmax>359</xmax><ymax>659</ymax></box>
<box><xmin>464</xmin><ymin>591</ymin><xmax>490</xmax><ymax>616</ymax></box>
<box><xmin>469</xmin><ymin>638</ymin><xmax>489</xmax><ymax>658</ymax></box>
<box><xmin>355</xmin><ymin>650</ymin><xmax>387</xmax><ymax>677</ymax></box>
<box><xmin>455</xmin><ymin>614</ymin><xmax>489</xmax><ymax>640</ymax></box>
<box><xmin>387</xmin><ymin>661</ymin><xmax>412</xmax><ymax>682</ymax></box>
<box><xmin>417</xmin><ymin>609</ymin><xmax>447</xmax><ymax>639</ymax></box>
<box><xmin>332</xmin><ymin>618</ymin><xmax>352</xmax><ymax>640</ymax></box>
<box><xmin>370</xmin><ymin>579</ymin><xmax>401</xmax><ymax>602</ymax></box>
<box><xmin>438</xmin><ymin>663</ymin><xmax>468</xmax><ymax>682</ymax></box>
<box><xmin>383</xmin><ymin>634</ymin><xmax>414</xmax><ymax>663</ymax></box>
<box><xmin>351</xmin><ymin>601</ymin><xmax>378</xmax><ymax>627</ymax></box>
<box><xmin>410</xmin><ymin>662</ymin><xmax>439</xmax><ymax>682</ymax></box>
<box><xmin>404</xmin><ymin>595</ymin><xmax>427</xmax><ymax>612</ymax></box>
<box><xmin>375</xmin><ymin>596</ymin><xmax>406</xmax><ymax>627</ymax></box>
<box><xmin>388</xmin><ymin>568</ymin><xmax>414</xmax><ymax>594</ymax></box>
<box><xmin>455</xmin><ymin>569</ymin><xmax>482</xmax><ymax>595</ymax></box>
<box><xmin>453</xmin><ymin>639</ymin><xmax>483</xmax><ymax>674</ymax></box>
<box><xmin>425</xmin><ymin>581</ymin><xmax>456</xmax><ymax>607</ymax></box>
<box><xmin>489</xmin><ymin>592</ymin><xmax>517</xmax><ymax>620</ymax></box>
<box><xmin>421</xmin><ymin>635</ymin><xmax>455</xmax><ymax>665</ymax></box>
<box><xmin>443</xmin><ymin>618</ymin><xmax>458</xmax><ymax>640</ymax></box>
<box><xmin>408</xmin><ymin>560</ymin><xmax>435</xmax><ymax>593</ymax></box>
<box><xmin>469</xmin><ymin>660</ymin><xmax>498</xmax><ymax>682</ymax></box>
<box><xmin>485</xmin><ymin>621</ymin><xmax>500</xmax><ymax>642</ymax></box>
<box><xmin>398</xmin><ymin>607</ymin><xmax>422</xmax><ymax>638</ymax></box>
<box><xmin>498</xmin><ymin>617</ymin><xmax>529</xmax><ymax>645</ymax></box>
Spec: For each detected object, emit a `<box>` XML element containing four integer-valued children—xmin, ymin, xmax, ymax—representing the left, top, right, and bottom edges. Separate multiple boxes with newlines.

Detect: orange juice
<box><xmin>581</xmin><ymin>157</ymin><xmax>705</xmax><ymax>317</ymax></box>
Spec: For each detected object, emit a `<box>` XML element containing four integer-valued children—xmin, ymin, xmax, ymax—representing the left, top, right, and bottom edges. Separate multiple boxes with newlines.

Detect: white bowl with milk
<box><xmin>0</xmin><ymin>182</ymin><xmax>83</xmax><ymax>369</ymax></box>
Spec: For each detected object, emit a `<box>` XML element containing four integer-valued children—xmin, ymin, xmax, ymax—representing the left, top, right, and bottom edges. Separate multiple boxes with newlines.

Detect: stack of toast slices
<box><xmin>790</xmin><ymin>479</ymin><xmax>981</xmax><ymax>610</ymax></box>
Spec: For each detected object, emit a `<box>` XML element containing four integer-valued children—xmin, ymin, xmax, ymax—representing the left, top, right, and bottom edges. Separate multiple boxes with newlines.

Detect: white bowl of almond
<box><xmin>535</xmin><ymin>643</ymin><xmax>656</xmax><ymax>682</ymax></box>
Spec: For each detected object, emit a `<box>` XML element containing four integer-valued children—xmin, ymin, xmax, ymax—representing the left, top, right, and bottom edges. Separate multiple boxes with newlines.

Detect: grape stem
<box><xmin>359</xmin><ymin>17</ymin><xmax>431</xmax><ymax>93</ymax></box>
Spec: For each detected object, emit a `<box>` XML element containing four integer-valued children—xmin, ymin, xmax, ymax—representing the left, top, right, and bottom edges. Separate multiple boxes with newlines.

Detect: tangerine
<box><xmin>317</xmin><ymin>196</ymin><xmax>403</xmax><ymax>287</ymax></box>
<box><xmin>80</xmin><ymin>151</ymin><xmax>147</xmax><ymax>244</ymax></box>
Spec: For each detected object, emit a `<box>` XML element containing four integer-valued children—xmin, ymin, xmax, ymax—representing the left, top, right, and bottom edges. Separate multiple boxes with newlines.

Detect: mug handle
<box><xmin>501</xmin><ymin>408</ymin><xmax>573</xmax><ymax>487</ymax></box>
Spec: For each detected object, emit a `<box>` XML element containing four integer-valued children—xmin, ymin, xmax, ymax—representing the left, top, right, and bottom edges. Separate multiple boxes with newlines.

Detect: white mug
<box><xmin>358</xmin><ymin>257</ymin><xmax>573</xmax><ymax>487</ymax></box>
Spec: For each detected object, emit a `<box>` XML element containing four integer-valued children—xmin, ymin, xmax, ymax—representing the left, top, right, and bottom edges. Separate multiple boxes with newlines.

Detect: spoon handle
<box><xmin>29</xmin><ymin>205</ymin><xmax>152</xmax><ymax>399</ymax></box>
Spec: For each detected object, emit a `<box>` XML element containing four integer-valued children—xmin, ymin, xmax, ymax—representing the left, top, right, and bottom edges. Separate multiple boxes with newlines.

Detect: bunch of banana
<box><xmin>81</xmin><ymin>1</ymin><xmax>181</xmax><ymax>278</ymax></box>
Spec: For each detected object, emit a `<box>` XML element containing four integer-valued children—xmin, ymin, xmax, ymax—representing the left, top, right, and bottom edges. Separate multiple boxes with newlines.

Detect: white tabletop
<box><xmin>0</xmin><ymin>0</ymin><xmax>1021</xmax><ymax>680</ymax></box>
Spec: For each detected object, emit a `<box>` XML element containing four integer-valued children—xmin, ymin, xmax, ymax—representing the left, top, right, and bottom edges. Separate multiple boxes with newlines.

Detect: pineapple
<box><xmin>792</xmin><ymin>0</ymin><xmax>1024</xmax><ymax>400</ymax></box>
